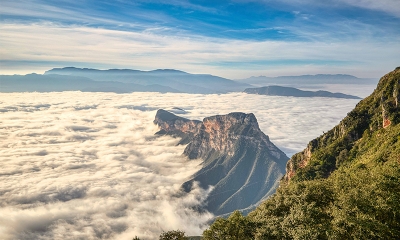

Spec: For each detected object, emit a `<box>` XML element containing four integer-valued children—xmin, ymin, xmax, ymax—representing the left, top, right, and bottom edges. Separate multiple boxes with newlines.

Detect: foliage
<box><xmin>159</xmin><ymin>230</ymin><xmax>188</xmax><ymax>240</ymax></box>
<box><xmin>203</xmin><ymin>211</ymin><xmax>255</xmax><ymax>240</ymax></box>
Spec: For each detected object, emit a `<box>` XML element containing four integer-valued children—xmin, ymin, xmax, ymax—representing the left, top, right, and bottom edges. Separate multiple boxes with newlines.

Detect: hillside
<box><xmin>202</xmin><ymin>67</ymin><xmax>400</xmax><ymax>239</ymax></box>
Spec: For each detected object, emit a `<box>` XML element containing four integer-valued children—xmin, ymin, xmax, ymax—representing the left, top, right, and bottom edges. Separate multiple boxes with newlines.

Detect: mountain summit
<box><xmin>154</xmin><ymin>109</ymin><xmax>288</xmax><ymax>216</ymax></box>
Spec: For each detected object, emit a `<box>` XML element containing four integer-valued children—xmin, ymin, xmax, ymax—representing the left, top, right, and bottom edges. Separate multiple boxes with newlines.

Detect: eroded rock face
<box><xmin>184</xmin><ymin>113</ymin><xmax>285</xmax><ymax>160</ymax></box>
<box><xmin>154</xmin><ymin>109</ymin><xmax>289</xmax><ymax>216</ymax></box>
<box><xmin>284</xmin><ymin>140</ymin><xmax>315</xmax><ymax>181</ymax></box>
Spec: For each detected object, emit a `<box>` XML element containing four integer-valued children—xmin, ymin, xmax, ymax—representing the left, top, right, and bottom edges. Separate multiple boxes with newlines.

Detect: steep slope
<box><xmin>202</xmin><ymin>67</ymin><xmax>400</xmax><ymax>239</ymax></box>
<box><xmin>45</xmin><ymin>67</ymin><xmax>251</xmax><ymax>94</ymax></box>
<box><xmin>285</xmin><ymin>67</ymin><xmax>400</xmax><ymax>182</ymax></box>
<box><xmin>154</xmin><ymin>109</ymin><xmax>289</xmax><ymax>216</ymax></box>
<box><xmin>244</xmin><ymin>85</ymin><xmax>361</xmax><ymax>99</ymax></box>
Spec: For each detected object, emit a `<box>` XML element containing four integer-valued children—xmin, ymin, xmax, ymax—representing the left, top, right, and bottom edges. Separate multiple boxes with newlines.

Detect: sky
<box><xmin>0</xmin><ymin>0</ymin><xmax>399</xmax><ymax>78</ymax></box>
<box><xmin>0</xmin><ymin>91</ymin><xmax>359</xmax><ymax>238</ymax></box>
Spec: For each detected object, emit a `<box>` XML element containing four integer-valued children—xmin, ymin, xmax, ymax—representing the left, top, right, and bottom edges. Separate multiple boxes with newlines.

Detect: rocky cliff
<box><xmin>154</xmin><ymin>109</ymin><xmax>289</xmax><ymax>216</ymax></box>
<box><xmin>284</xmin><ymin>67</ymin><xmax>400</xmax><ymax>182</ymax></box>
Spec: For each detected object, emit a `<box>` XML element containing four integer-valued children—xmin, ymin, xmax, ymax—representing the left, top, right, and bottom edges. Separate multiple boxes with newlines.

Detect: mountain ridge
<box><xmin>0</xmin><ymin>74</ymin><xmax>180</xmax><ymax>93</ymax></box>
<box><xmin>44</xmin><ymin>67</ymin><xmax>251</xmax><ymax>94</ymax></box>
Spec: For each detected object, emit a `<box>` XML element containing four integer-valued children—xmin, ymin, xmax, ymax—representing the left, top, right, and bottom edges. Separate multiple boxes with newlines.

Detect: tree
<box><xmin>203</xmin><ymin>211</ymin><xmax>255</xmax><ymax>240</ymax></box>
<box><xmin>159</xmin><ymin>230</ymin><xmax>188</xmax><ymax>240</ymax></box>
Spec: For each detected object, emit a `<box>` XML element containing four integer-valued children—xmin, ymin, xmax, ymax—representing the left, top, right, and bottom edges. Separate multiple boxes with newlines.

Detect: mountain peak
<box><xmin>154</xmin><ymin>110</ymin><xmax>288</xmax><ymax>216</ymax></box>
<box><xmin>154</xmin><ymin>109</ymin><xmax>188</xmax><ymax>122</ymax></box>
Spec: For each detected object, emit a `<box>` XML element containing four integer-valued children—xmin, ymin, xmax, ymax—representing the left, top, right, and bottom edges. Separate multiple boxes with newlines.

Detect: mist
<box><xmin>0</xmin><ymin>91</ymin><xmax>360</xmax><ymax>239</ymax></box>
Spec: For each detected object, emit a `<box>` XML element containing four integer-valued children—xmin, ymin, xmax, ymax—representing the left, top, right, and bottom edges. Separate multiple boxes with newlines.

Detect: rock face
<box><xmin>244</xmin><ymin>85</ymin><xmax>361</xmax><ymax>99</ymax></box>
<box><xmin>154</xmin><ymin>109</ymin><xmax>289</xmax><ymax>216</ymax></box>
<box><xmin>284</xmin><ymin>67</ymin><xmax>400</xmax><ymax>182</ymax></box>
<box><xmin>394</xmin><ymin>79</ymin><xmax>400</xmax><ymax>108</ymax></box>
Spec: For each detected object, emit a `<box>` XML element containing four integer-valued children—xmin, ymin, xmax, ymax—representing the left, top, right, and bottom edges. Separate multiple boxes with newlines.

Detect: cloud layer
<box><xmin>0</xmin><ymin>91</ymin><xmax>360</xmax><ymax>239</ymax></box>
<box><xmin>1</xmin><ymin>0</ymin><xmax>399</xmax><ymax>78</ymax></box>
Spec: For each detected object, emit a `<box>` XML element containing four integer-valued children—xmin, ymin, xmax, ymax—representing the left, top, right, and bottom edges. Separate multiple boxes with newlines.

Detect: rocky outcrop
<box><xmin>394</xmin><ymin>79</ymin><xmax>399</xmax><ymax>108</ymax></box>
<box><xmin>283</xmin><ymin>67</ymin><xmax>400</xmax><ymax>182</ymax></box>
<box><xmin>244</xmin><ymin>85</ymin><xmax>361</xmax><ymax>99</ymax></box>
<box><xmin>154</xmin><ymin>109</ymin><xmax>202</xmax><ymax>144</ymax></box>
<box><xmin>154</xmin><ymin>110</ymin><xmax>289</xmax><ymax>216</ymax></box>
<box><xmin>382</xmin><ymin>96</ymin><xmax>392</xmax><ymax>128</ymax></box>
<box><xmin>284</xmin><ymin>140</ymin><xmax>315</xmax><ymax>181</ymax></box>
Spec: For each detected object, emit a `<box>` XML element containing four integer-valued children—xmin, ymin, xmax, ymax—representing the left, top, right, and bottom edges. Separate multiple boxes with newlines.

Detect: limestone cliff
<box><xmin>284</xmin><ymin>67</ymin><xmax>400</xmax><ymax>182</ymax></box>
<box><xmin>154</xmin><ymin>110</ymin><xmax>289</xmax><ymax>216</ymax></box>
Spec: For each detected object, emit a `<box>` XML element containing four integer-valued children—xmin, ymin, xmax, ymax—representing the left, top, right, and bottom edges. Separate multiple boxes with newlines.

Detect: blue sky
<box><xmin>0</xmin><ymin>0</ymin><xmax>399</xmax><ymax>78</ymax></box>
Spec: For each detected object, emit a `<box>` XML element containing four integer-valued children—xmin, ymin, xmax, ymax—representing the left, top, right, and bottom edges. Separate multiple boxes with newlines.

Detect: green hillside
<box><xmin>202</xmin><ymin>67</ymin><xmax>400</xmax><ymax>239</ymax></box>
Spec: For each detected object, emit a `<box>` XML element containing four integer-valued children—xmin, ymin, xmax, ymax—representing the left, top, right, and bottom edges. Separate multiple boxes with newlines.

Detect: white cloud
<box><xmin>0</xmin><ymin>91</ymin><xmax>361</xmax><ymax>239</ymax></box>
<box><xmin>1</xmin><ymin>21</ymin><xmax>399</xmax><ymax>78</ymax></box>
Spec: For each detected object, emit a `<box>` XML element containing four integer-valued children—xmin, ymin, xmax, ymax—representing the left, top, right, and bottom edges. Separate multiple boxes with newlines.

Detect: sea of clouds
<box><xmin>0</xmin><ymin>91</ymin><xmax>361</xmax><ymax>239</ymax></box>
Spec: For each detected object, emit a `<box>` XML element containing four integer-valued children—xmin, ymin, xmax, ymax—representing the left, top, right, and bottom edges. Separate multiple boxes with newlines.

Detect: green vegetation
<box><xmin>201</xmin><ymin>68</ymin><xmax>400</xmax><ymax>239</ymax></box>
<box><xmin>290</xmin><ymin>67</ymin><xmax>400</xmax><ymax>181</ymax></box>
<box><xmin>159</xmin><ymin>230</ymin><xmax>188</xmax><ymax>240</ymax></box>
<box><xmin>203</xmin><ymin>211</ymin><xmax>255</xmax><ymax>240</ymax></box>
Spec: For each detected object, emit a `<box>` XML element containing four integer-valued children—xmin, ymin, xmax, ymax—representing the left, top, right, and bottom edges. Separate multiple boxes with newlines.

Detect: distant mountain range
<box><xmin>244</xmin><ymin>86</ymin><xmax>361</xmax><ymax>99</ymax></box>
<box><xmin>238</xmin><ymin>74</ymin><xmax>378</xmax><ymax>86</ymax></box>
<box><xmin>0</xmin><ymin>67</ymin><xmax>250</xmax><ymax>94</ymax></box>
<box><xmin>43</xmin><ymin>67</ymin><xmax>251</xmax><ymax>94</ymax></box>
<box><xmin>153</xmin><ymin>109</ymin><xmax>288</xmax><ymax>216</ymax></box>
<box><xmin>0</xmin><ymin>73</ymin><xmax>180</xmax><ymax>93</ymax></box>
<box><xmin>0</xmin><ymin>67</ymin><xmax>378</xmax><ymax>95</ymax></box>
